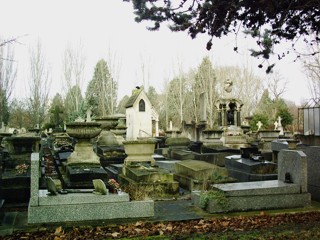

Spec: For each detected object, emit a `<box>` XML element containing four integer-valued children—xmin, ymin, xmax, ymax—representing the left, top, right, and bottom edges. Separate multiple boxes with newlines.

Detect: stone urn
<box><xmin>123</xmin><ymin>139</ymin><xmax>157</xmax><ymax>166</ymax></box>
<box><xmin>286</xmin><ymin>139</ymin><xmax>299</xmax><ymax>150</ymax></box>
<box><xmin>0</xmin><ymin>132</ymin><xmax>12</xmax><ymax>145</ymax></box>
<box><xmin>66</xmin><ymin>122</ymin><xmax>102</xmax><ymax>165</ymax></box>
<box><xmin>93</xmin><ymin>114</ymin><xmax>124</xmax><ymax>131</ymax></box>
<box><xmin>2</xmin><ymin>134</ymin><xmax>41</xmax><ymax>155</ymax></box>
<box><xmin>110</xmin><ymin>117</ymin><xmax>127</xmax><ymax>144</ymax></box>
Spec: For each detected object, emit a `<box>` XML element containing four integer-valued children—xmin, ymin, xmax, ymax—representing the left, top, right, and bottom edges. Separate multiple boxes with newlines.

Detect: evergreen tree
<box><xmin>48</xmin><ymin>93</ymin><xmax>65</xmax><ymax>129</ymax></box>
<box><xmin>192</xmin><ymin>56</ymin><xmax>217</xmax><ymax>126</ymax></box>
<box><xmin>250</xmin><ymin>113</ymin><xmax>269</xmax><ymax>131</ymax></box>
<box><xmin>9</xmin><ymin>98</ymin><xmax>32</xmax><ymax>129</ymax></box>
<box><xmin>86</xmin><ymin>59</ymin><xmax>117</xmax><ymax>117</ymax></box>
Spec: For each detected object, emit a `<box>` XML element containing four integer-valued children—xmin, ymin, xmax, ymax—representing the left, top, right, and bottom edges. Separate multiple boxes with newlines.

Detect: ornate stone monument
<box><xmin>62</xmin><ymin>120</ymin><xmax>108</xmax><ymax>188</ymax></box>
<box><xmin>94</xmin><ymin>114</ymin><xmax>127</xmax><ymax>167</ymax></box>
<box><xmin>214</xmin><ymin>80</ymin><xmax>248</xmax><ymax>149</ymax></box>
<box><xmin>66</xmin><ymin>122</ymin><xmax>102</xmax><ymax>165</ymax></box>
<box><xmin>119</xmin><ymin>138</ymin><xmax>179</xmax><ymax>199</ymax></box>
<box><xmin>0</xmin><ymin>132</ymin><xmax>41</xmax><ymax>203</ymax></box>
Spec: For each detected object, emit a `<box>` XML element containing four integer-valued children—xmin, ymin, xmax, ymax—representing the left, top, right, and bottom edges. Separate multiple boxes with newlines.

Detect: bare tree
<box><xmin>0</xmin><ymin>40</ymin><xmax>17</xmax><ymax>125</ymax></box>
<box><xmin>28</xmin><ymin>40</ymin><xmax>51</xmax><ymax>128</ymax></box>
<box><xmin>166</xmin><ymin>61</ymin><xmax>191</xmax><ymax>126</ymax></box>
<box><xmin>214</xmin><ymin>64</ymin><xmax>264</xmax><ymax>118</ymax></box>
<box><xmin>106</xmin><ymin>46</ymin><xmax>121</xmax><ymax>114</ymax></box>
<box><xmin>265</xmin><ymin>71</ymin><xmax>288</xmax><ymax>100</ymax></box>
<box><xmin>62</xmin><ymin>42</ymin><xmax>86</xmax><ymax>118</ymax></box>
<box><xmin>302</xmin><ymin>40</ymin><xmax>320</xmax><ymax>100</ymax></box>
<box><xmin>0</xmin><ymin>35</ymin><xmax>26</xmax><ymax>50</ymax></box>
<box><xmin>134</xmin><ymin>53</ymin><xmax>151</xmax><ymax>91</ymax></box>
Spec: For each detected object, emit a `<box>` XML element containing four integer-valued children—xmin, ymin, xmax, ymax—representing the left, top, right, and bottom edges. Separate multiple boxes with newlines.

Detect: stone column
<box><xmin>223</xmin><ymin>108</ymin><xmax>228</xmax><ymax>126</ymax></box>
<box><xmin>29</xmin><ymin>153</ymin><xmax>40</xmax><ymax>206</ymax></box>
<box><xmin>237</xmin><ymin>111</ymin><xmax>241</xmax><ymax>126</ymax></box>
<box><xmin>155</xmin><ymin>120</ymin><xmax>159</xmax><ymax>137</ymax></box>
<box><xmin>199</xmin><ymin>92</ymin><xmax>207</xmax><ymax>122</ymax></box>
<box><xmin>218</xmin><ymin>110</ymin><xmax>222</xmax><ymax>126</ymax></box>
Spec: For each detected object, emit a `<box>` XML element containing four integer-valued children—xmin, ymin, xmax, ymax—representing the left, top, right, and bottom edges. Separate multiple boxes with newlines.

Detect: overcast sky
<box><xmin>0</xmin><ymin>0</ymin><xmax>311</xmax><ymax>105</ymax></box>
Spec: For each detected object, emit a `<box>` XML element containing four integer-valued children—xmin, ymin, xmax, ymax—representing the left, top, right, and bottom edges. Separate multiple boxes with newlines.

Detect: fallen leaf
<box><xmin>166</xmin><ymin>224</ymin><xmax>173</xmax><ymax>231</ymax></box>
<box><xmin>221</xmin><ymin>221</ymin><xmax>229</xmax><ymax>227</ymax></box>
<box><xmin>135</xmin><ymin>228</ymin><xmax>143</xmax><ymax>233</ymax></box>
<box><xmin>198</xmin><ymin>219</ymin><xmax>205</xmax><ymax>225</ymax></box>
<box><xmin>135</xmin><ymin>221</ymin><xmax>144</xmax><ymax>227</ymax></box>
<box><xmin>260</xmin><ymin>211</ymin><xmax>267</xmax><ymax>216</ymax></box>
<box><xmin>54</xmin><ymin>226</ymin><xmax>63</xmax><ymax>235</ymax></box>
<box><xmin>111</xmin><ymin>232</ymin><xmax>120</xmax><ymax>237</ymax></box>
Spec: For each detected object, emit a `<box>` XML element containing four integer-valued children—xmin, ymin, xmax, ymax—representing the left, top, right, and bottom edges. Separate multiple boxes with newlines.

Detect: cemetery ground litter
<box><xmin>2</xmin><ymin>208</ymin><xmax>320</xmax><ymax>239</ymax></box>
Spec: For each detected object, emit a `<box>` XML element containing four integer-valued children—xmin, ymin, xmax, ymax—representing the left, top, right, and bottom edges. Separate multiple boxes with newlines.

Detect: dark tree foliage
<box><xmin>124</xmin><ymin>0</ymin><xmax>320</xmax><ymax>72</ymax></box>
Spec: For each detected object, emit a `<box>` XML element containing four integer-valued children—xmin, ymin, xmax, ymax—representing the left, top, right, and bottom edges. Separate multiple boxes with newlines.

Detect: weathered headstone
<box><xmin>46</xmin><ymin>177</ymin><xmax>58</xmax><ymax>195</ymax></box>
<box><xmin>304</xmin><ymin>146</ymin><xmax>320</xmax><ymax>201</ymax></box>
<box><xmin>278</xmin><ymin>149</ymin><xmax>308</xmax><ymax>193</ymax></box>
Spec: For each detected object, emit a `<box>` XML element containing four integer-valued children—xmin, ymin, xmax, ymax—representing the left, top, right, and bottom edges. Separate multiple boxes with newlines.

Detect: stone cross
<box><xmin>256</xmin><ymin>121</ymin><xmax>263</xmax><ymax>131</ymax></box>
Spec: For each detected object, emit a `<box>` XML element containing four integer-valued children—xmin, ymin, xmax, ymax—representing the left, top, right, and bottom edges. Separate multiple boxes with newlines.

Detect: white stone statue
<box><xmin>86</xmin><ymin>109</ymin><xmax>92</xmax><ymax>122</ymax></box>
<box><xmin>277</xmin><ymin>116</ymin><xmax>284</xmax><ymax>135</ymax></box>
<box><xmin>277</xmin><ymin>116</ymin><xmax>282</xmax><ymax>127</ymax></box>
<box><xmin>224</xmin><ymin>79</ymin><xmax>233</xmax><ymax>93</ymax></box>
<box><xmin>274</xmin><ymin>121</ymin><xmax>279</xmax><ymax>130</ymax></box>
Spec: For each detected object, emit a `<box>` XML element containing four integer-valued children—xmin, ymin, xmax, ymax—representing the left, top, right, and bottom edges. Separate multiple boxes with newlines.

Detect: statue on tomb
<box><xmin>227</xmin><ymin>110</ymin><xmax>235</xmax><ymax>125</ymax></box>
<box><xmin>224</xmin><ymin>79</ymin><xmax>233</xmax><ymax>93</ymax></box>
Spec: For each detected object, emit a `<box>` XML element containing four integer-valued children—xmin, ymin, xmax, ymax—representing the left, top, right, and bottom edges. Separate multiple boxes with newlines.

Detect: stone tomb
<box><xmin>119</xmin><ymin>139</ymin><xmax>179</xmax><ymax>199</ymax></box>
<box><xmin>174</xmin><ymin>160</ymin><xmax>230</xmax><ymax>191</ymax></box>
<box><xmin>224</xmin><ymin>147</ymin><xmax>277</xmax><ymax>182</ymax></box>
<box><xmin>192</xmin><ymin>150</ymin><xmax>311</xmax><ymax>213</ymax></box>
<box><xmin>1</xmin><ymin>134</ymin><xmax>41</xmax><ymax>203</ymax></box>
<box><xmin>28</xmin><ymin>153</ymin><xmax>154</xmax><ymax>224</ymax></box>
<box><xmin>119</xmin><ymin>163</ymin><xmax>179</xmax><ymax>199</ymax></box>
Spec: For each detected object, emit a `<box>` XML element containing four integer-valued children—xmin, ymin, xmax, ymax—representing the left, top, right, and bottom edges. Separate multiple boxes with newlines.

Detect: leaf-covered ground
<box><xmin>3</xmin><ymin>211</ymin><xmax>320</xmax><ymax>239</ymax></box>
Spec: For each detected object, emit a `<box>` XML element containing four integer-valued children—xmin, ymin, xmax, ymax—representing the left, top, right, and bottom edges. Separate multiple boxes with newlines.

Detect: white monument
<box><xmin>277</xmin><ymin>116</ymin><xmax>284</xmax><ymax>135</ymax></box>
<box><xmin>125</xmin><ymin>87</ymin><xmax>159</xmax><ymax>140</ymax></box>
